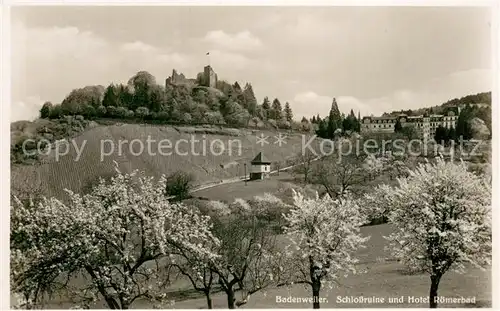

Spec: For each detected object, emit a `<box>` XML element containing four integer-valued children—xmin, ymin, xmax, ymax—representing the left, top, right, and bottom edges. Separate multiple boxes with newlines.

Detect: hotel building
<box><xmin>361</xmin><ymin>107</ymin><xmax>460</xmax><ymax>139</ymax></box>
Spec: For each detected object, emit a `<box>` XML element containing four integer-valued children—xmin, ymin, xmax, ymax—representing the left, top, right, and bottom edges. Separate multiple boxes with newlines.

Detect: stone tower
<box><xmin>203</xmin><ymin>65</ymin><xmax>218</xmax><ymax>88</ymax></box>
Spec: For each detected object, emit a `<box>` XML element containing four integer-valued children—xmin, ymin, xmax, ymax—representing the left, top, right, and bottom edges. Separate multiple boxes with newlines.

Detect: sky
<box><xmin>10</xmin><ymin>6</ymin><xmax>492</xmax><ymax>122</ymax></box>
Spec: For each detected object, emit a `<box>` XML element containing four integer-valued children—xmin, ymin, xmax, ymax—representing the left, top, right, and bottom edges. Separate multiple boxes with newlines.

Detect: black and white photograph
<box><xmin>5</xmin><ymin>2</ymin><xmax>496</xmax><ymax>309</ymax></box>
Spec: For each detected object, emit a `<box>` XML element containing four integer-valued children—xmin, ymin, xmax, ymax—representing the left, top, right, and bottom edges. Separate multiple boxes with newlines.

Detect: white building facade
<box><xmin>361</xmin><ymin>108</ymin><xmax>460</xmax><ymax>139</ymax></box>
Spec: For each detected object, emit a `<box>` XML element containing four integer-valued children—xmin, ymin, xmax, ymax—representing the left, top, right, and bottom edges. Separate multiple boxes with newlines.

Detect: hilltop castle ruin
<box><xmin>165</xmin><ymin>65</ymin><xmax>218</xmax><ymax>88</ymax></box>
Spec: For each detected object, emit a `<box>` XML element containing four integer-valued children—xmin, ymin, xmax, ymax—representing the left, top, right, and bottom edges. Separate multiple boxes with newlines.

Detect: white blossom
<box><xmin>378</xmin><ymin>158</ymin><xmax>491</xmax><ymax>273</ymax></box>
<box><xmin>366</xmin><ymin>157</ymin><xmax>491</xmax><ymax>307</ymax></box>
<box><xmin>11</xmin><ymin>168</ymin><xmax>219</xmax><ymax>309</ymax></box>
<box><xmin>282</xmin><ymin>190</ymin><xmax>369</xmax><ymax>307</ymax></box>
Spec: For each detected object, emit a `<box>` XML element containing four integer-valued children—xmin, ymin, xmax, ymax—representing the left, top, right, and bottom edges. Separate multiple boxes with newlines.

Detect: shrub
<box><xmin>277</xmin><ymin>119</ymin><xmax>291</xmax><ymax>129</ymax></box>
<box><xmin>125</xmin><ymin>110</ymin><xmax>135</xmax><ymax>119</ymax></box>
<box><xmin>115</xmin><ymin>107</ymin><xmax>128</xmax><ymax>118</ymax></box>
<box><xmin>21</xmin><ymin>137</ymin><xmax>37</xmax><ymax>150</ymax></box>
<box><xmin>135</xmin><ymin>107</ymin><xmax>150</xmax><ymax>119</ymax></box>
<box><xmin>40</xmin><ymin>102</ymin><xmax>52</xmax><ymax>119</ymax></box>
<box><xmin>106</xmin><ymin>106</ymin><xmax>117</xmax><ymax>117</ymax></box>
<box><xmin>157</xmin><ymin>111</ymin><xmax>170</xmax><ymax>121</ymax></box>
<box><xmin>204</xmin><ymin>111</ymin><xmax>225</xmax><ymax>124</ymax></box>
<box><xmin>182</xmin><ymin>113</ymin><xmax>192</xmax><ymax>124</ymax></box>
<box><xmin>300</xmin><ymin>121</ymin><xmax>313</xmax><ymax>132</ymax></box>
<box><xmin>201</xmin><ymin>200</ymin><xmax>231</xmax><ymax>218</ymax></box>
<box><xmin>165</xmin><ymin>171</ymin><xmax>194</xmax><ymax>200</ymax></box>
<box><xmin>96</xmin><ymin>105</ymin><xmax>107</xmax><ymax>117</ymax></box>
<box><xmin>49</xmin><ymin>105</ymin><xmax>63</xmax><ymax>119</ymax></box>
<box><xmin>82</xmin><ymin>105</ymin><xmax>96</xmax><ymax>119</ymax></box>
<box><xmin>268</xmin><ymin>119</ymin><xmax>277</xmax><ymax>129</ymax></box>
<box><xmin>247</xmin><ymin>194</ymin><xmax>290</xmax><ymax>232</ymax></box>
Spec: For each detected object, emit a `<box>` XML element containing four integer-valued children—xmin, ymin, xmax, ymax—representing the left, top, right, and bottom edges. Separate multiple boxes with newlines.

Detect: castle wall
<box><xmin>166</xmin><ymin>66</ymin><xmax>218</xmax><ymax>88</ymax></box>
<box><xmin>166</xmin><ymin>69</ymin><xmax>196</xmax><ymax>87</ymax></box>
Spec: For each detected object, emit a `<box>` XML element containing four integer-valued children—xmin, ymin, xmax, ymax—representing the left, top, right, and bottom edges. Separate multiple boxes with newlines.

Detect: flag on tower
<box><xmin>206</xmin><ymin>52</ymin><xmax>210</xmax><ymax>55</ymax></box>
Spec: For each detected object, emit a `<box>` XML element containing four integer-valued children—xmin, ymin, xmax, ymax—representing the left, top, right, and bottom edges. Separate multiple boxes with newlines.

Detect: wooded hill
<box><xmin>386</xmin><ymin>92</ymin><xmax>492</xmax><ymax>131</ymax></box>
<box><xmin>38</xmin><ymin>70</ymin><xmax>300</xmax><ymax>131</ymax></box>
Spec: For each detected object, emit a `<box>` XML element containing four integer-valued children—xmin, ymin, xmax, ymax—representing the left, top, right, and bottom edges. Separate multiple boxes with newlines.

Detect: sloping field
<box><xmin>11</xmin><ymin>124</ymin><xmax>319</xmax><ymax>199</ymax></box>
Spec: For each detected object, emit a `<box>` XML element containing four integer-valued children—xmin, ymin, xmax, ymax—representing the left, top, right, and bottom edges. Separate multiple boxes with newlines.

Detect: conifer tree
<box><xmin>394</xmin><ymin>119</ymin><xmax>403</xmax><ymax>133</ymax></box>
<box><xmin>284</xmin><ymin>102</ymin><xmax>293</xmax><ymax>122</ymax></box>
<box><xmin>102</xmin><ymin>84</ymin><xmax>118</xmax><ymax>108</ymax></box>
<box><xmin>455</xmin><ymin>105</ymin><xmax>474</xmax><ymax>140</ymax></box>
<box><xmin>270</xmin><ymin>98</ymin><xmax>283</xmax><ymax>120</ymax></box>
<box><xmin>327</xmin><ymin>98</ymin><xmax>341</xmax><ymax>138</ymax></box>
<box><xmin>243</xmin><ymin>83</ymin><xmax>257</xmax><ymax>116</ymax></box>
<box><xmin>261</xmin><ymin>97</ymin><xmax>271</xmax><ymax>120</ymax></box>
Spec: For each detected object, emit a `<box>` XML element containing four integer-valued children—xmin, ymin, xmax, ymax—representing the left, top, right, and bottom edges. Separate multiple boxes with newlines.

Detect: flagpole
<box><xmin>206</xmin><ymin>52</ymin><xmax>210</xmax><ymax>66</ymax></box>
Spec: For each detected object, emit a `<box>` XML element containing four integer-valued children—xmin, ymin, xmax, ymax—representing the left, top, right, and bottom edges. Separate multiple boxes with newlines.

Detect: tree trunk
<box><xmin>104</xmin><ymin>297</ymin><xmax>119</xmax><ymax>309</ymax></box>
<box><xmin>205</xmin><ymin>291</ymin><xmax>213</xmax><ymax>309</ymax></box>
<box><xmin>119</xmin><ymin>297</ymin><xmax>130</xmax><ymax>309</ymax></box>
<box><xmin>227</xmin><ymin>289</ymin><xmax>236</xmax><ymax>309</ymax></box>
<box><xmin>85</xmin><ymin>266</ymin><xmax>120</xmax><ymax>309</ymax></box>
<box><xmin>312</xmin><ymin>280</ymin><xmax>321</xmax><ymax>309</ymax></box>
<box><xmin>429</xmin><ymin>274</ymin><xmax>441</xmax><ymax>308</ymax></box>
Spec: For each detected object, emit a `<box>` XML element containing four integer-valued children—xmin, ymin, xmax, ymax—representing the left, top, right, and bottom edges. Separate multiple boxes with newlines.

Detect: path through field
<box><xmin>187</xmin><ymin>155</ymin><xmax>320</xmax><ymax>196</ymax></box>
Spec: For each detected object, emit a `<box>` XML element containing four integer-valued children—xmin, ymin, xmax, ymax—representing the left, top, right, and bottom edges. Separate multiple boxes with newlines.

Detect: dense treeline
<box><xmin>386</xmin><ymin>92</ymin><xmax>491</xmax><ymax>116</ymax></box>
<box><xmin>432</xmin><ymin>103</ymin><xmax>490</xmax><ymax>143</ymax></box>
<box><xmin>36</xmin><ymin>71</ymin><xmax>492</xmax><ymax>144</ymax></box>
<box><xmin>311</xmin><ymin>92</ymin><xmax>491</xmax><ymax>141</ymax></box>
<box><xmin>39</xmin><ymin>71</ymin><xmax>309</xmax><ymax>131</ymax></box>
<box><xmin>441</xmin><ymin>91</ymin><xmax>491</xmax><ymax>107</ymax></box>
<box><xmin>311</xmin><ymin>98</ymin><xmax>362</xmax><ymax>139</ymax></box>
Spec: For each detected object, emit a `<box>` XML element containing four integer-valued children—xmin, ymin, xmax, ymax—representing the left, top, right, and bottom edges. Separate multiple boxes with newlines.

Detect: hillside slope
<box><xmin>11</xmin><ymin>124</ymin><xmax>319</xmax><ymax>199</ymax></box>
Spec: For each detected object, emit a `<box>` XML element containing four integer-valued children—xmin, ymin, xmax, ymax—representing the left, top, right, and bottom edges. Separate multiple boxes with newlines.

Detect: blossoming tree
<box><xmin>172</xmin><ymin>194</ymin><xmax>290</xmax><ymax>309</ymax></box>
<box><xmin>360</xmin><ymin>184</ymin><xmax>394</xmax><ymax>224</ymax></box>
<box><xmin>312</xmin><ymin>155</ymin><xmax>365</xmax><ymax>198</ymax></box>
<box><xmin>362</xmin><ymin>154</ymin><xmax>384</xmax><ymax>181</ymax></box>
<box><xmin>283</xmin><ymin>190</ymin><xmax>369</xmax><ymax>309</ymax></box>
<box><xmin>374</xmin><ymin>158</ymin><xmax>491</xmax><ymax>308</ymax></box>
<box><xmin>11</xmin><ymin>167</ymin><xmax>219</xmax><ymax>309</ymax></box>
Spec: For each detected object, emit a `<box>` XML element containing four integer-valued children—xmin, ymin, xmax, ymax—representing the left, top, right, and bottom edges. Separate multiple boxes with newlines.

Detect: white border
<box><xmin>2</xmin><ymin>0</ymin><xmax>498</xmax><ymax>5</ymax></box>
<box><xmin>490</xmin><ymin>2</ymin><xmax>498</xmax><ymax>310</ymax></box>
<box><xmin>1</xmin><ymin>3</ymin><xmax>11</xmax><ymax>311</ymax></box>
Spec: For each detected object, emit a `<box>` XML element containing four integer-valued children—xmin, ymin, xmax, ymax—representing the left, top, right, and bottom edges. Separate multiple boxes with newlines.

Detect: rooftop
<box><xmin>251</xmin><ymin>152</ymin><xmax>271</xmax><ymax>164</ymax></box>
<box><xmin>372</xmin><ymin>116</ymin><xmax>397</xmax><ymax>120</ymax></box>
